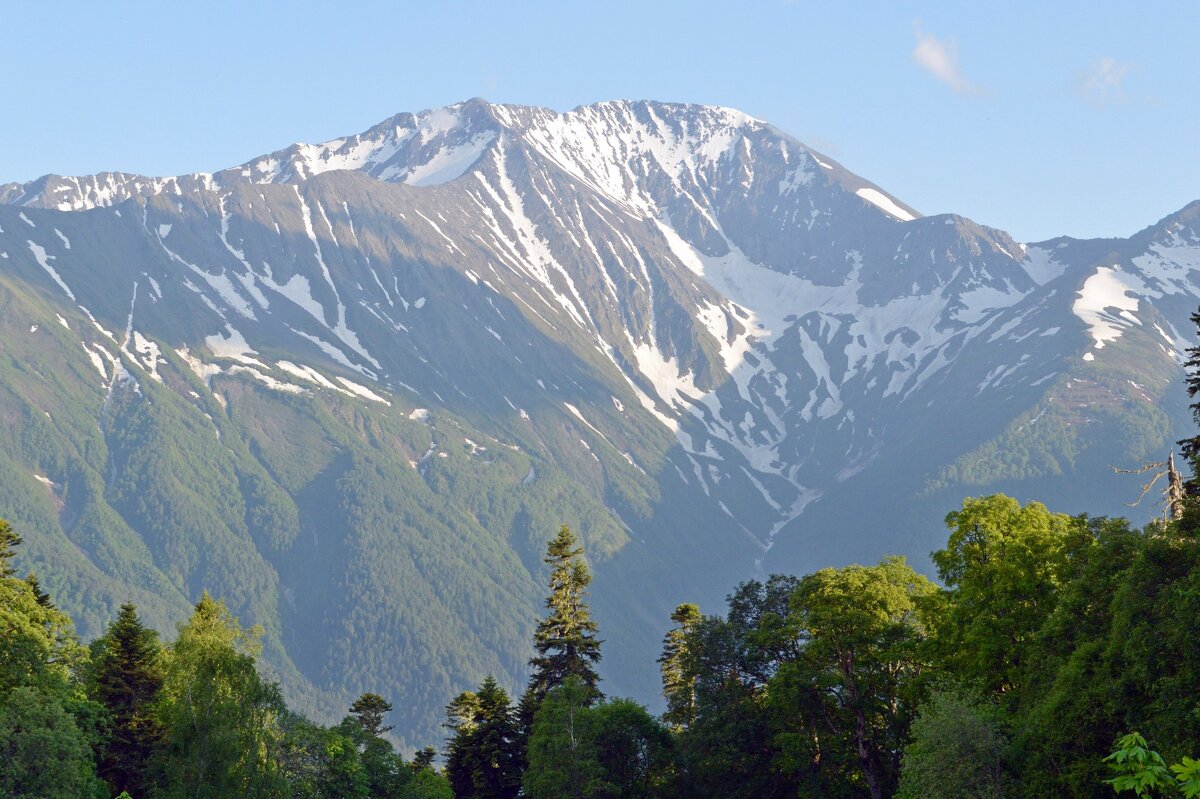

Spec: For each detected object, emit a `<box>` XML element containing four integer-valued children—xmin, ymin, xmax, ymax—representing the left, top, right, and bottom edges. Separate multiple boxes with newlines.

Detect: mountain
<box><xmin>0</xmin><ymin>98</ymin><xmax>1196</xmax><ymax>746</ymax></box>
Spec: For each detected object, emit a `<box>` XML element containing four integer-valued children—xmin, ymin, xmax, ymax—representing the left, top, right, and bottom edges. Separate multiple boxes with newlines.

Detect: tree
<box><xmin>774</xmin><ymin>557</ymin><xmax>939</xmax><ymax>799</ymax></box>
<box><xmin>0</xmin><ymin>544</ymin><xmax>88</xmax><ymax>697</ymax></box>
<box><xmin>23</xmin><ymin>572</ymin><xmax>53</xmax><ymax>608</ymax></box>
<box><xmin>524</xmin><ymin>680</ymin><xmax>673</xmax><ymax>799</ymax></box>
<box><xmin>1102</xmin><ymin>732</ymin><xmax>1200</xmax><ymax>798</ymax></box>
<box><xmin>337</xmin><ymin>693</ymin><xmax>412</xmax><ymax>798</ymax></box>
<box><xmin>896</xmin><ymin>688</ymin><xmax>1009</xmax><ymax>799</ymax></box>
<box><xmin>0</xmin><ymin>517</ymin><xmax>22</xmax><ymax>578</ymax></box>
<box><xmin>1179</xmin><ymin>308</ymin><xmax>1200</xmax><ymax>517</ymax></box>
<box><xmin>523</xmin><ymin>677</ymin><xmax>603</xmax><ymax>799</ymax></box>
<box><xmin>523</xmin><ymin>525</ymin><xmax>603</xmax><ymax>731</ymax></box>
<box><xmin>349</xmin><ymin>692</ymin><xmax>394</xmax><ymax>737</ymax></box>
<box><xmin>155</xmin><ymin>592</ymin><xmax>286</xmax><ymax>799</ymax></box>
<box><xmin>277</xmin><ymin>713</ymin><xmax>368</xmax><ymax>799</ymax></box>
<box><xmin>90</xmin><ymin>603</ymin><xmax>164</xmax><ymax>798</ymax></box>
<box><xmin>411</xmin><ymin>746</ymin><xmax>437</xmax><ymax>770</ymax></box>
<box><xmin>405</xmin><ymin>766</ymin><xmax>454</xmax><ymax>799</ymax></box>
<box><xmin>670</xmin><ymin>576</ymin><xmax>801</xmax><ymax>799</ymax></box>
<box><xmin>444</xmin><ymin>676</ymin><xmax>521</xmax><ymax>799</ymax></box>
<box><xmin>658</xmin><ymin>602</ymin><xmax>701</xmax><ymax>730</ymax></box>
<box><xmin>0</xmin><ymin>686</ymin><xmax>104</xmax><ymax>799</ymax></box>
<box><xmin>931</xmin><ymin>494</ymin><xmax>1085</xmax><ymax>697</ymax></box>
<box><xmin>0</xmin><ymin>522</ymin><xmax>103</xmax><ymax>798</ymax></box>
<box><xmin>589</xmin><ymin>698</ymin><xmax>675</xmax><ymax>799</ymax></box>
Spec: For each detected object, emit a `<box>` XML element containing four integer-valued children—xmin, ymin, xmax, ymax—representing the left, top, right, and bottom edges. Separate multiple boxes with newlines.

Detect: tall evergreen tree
<box><xmin>525</xmin><ymin>525</ymin><xmax>603</xmax><ymax>716</ymax></box>
<box><xmin>91</xmin><ymin>603</ymin><xmax>164</xmax><ymax>798</ymax></box>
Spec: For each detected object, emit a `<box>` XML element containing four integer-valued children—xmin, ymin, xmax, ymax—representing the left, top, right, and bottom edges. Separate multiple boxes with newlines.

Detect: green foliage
<box><xmin>588</xmin><ymin>698</ymin><xmax>675</xmax><ymax>799</ymax></box>
<box><xmin>527</xmin><ymin>525</ymin><xmax>603</xmax><ymax>702</ymax></box>
<box><xmin>932</xmin><ymin>494</ymin><xmax>1085</xmax><ymax>697</ymax></box>
<box><xmin>0</xmin><ymin>520</ymin><xmax>104</xmax><ymax>798</ymax></box>
<box><xmin>658</xmin><ymin>602</ymin><xmax>700</xmax><ymax>730</ymax></box>
<box><xmin>1173</xmin><ymin>758</ymin><xmax>1200</xmax><ymax>799</ymax></box>
<box><xmin>668</xmin><ymin>576</ymin><xmax>800</xmax><ymax>799</ymax></box>
<box><xmin>523</xmin><ymin>677</ymin><xmax>605</xmax><ymax>799</ymax></box>
<box><xmin>405</xmin><ymin>766</ymin><xmax>454</xmax><ymax>799</ymax></box>
<box><xmin>277</xmin><ymin>714</ymin><xmax>369</xmax><ymax>799</ymax></box>
<box><xmin>776</xmin><ymin>557</ymin><xmax>939</xmax><ymax>799</ymax></box>
<box><xmin>445</xmin><ymin>676</ymin><xmax>522</xmax><ymax>799</ymax></box>
<box><xmin>90</xmin><ymin>602</ymin><xmax>164</xmax><ymax>798</ymax></box>
<box><xmin>0</xmin><ymin>516</ymin><xmax>22</xmax><ymax>577</ymax></box>
<box><xmin>1105</xmin><ymin>732</ymin><xmax>1176</xmax><ymax>797</ymax></box>
<box><xmin>0</xmin><ymin>550</ymin><xmax>89</xmax><ymax>696</ymax></box>
<box><xmin>0</xmin><ymin>685</ymin><xmax>105</xmax><ymax>799</ymax></box>
<box><xmin>349</xmin><ymin>692</ymin><xmax>394</xmax><ymax>737</ymax></box>
<box><xmin>896</xmin><ymin>688</ymin><xmax>1009</xmax><ymax>799</ymax></box>
<box><xmin>154</xmin><ymin>592</ymin><xmax>287</xmax><ymax>799</ymax></box>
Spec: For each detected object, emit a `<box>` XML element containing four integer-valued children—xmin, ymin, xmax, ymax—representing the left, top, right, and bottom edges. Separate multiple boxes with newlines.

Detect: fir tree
<box><xmin>349</xmin><ymin>692</ymin><xmax>394</xmax><ymax>737</ymax></box>
<box><xmin>525</xmin><ymin>525</ymin><xmax>603</xmax><ymax>715</ymax></box>
<box><xmin>91</xmin><ymin>603</ymin><xmax>164</xmax><ymax>798</ymax></box>
<box><xmin>444</xmin><ymin>677</ymin><xmax>521</xmax><ymax>799</ymax></box>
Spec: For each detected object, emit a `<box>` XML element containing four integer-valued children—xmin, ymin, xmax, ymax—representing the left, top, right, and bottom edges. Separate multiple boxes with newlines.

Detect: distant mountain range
<box><xmin>1</xmin><ymin>98</ymin><xmax>1196</xmax><ymax>746</ymax></box>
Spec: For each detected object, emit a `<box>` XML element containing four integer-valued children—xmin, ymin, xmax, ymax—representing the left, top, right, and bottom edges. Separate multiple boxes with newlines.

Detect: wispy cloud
<box><xmin>1075</xmin><ymin>57</ymin><xmax>1134</xmax><ymax>108</ymax></box>
<box><xmin>911</xmin><ymin>21</ymin><xmax>981</xmax><ymax>96</ymax></box>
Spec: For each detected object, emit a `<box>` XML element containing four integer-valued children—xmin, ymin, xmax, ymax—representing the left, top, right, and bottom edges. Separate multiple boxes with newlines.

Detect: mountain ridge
<box><xmin>0</xmin><ymin>98</ymin><xmax>1195</xmax><ymax>746</ymax></box>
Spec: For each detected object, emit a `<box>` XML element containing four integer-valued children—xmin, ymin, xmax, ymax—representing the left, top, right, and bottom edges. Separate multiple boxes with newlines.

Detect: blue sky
<box><xmin>4</xmin><ymin>1</ymin><xmax>1196</xmax><ymax>242</ymax></box>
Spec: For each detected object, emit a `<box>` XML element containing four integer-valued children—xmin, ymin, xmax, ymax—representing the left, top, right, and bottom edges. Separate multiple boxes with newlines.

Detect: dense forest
<box><xmin>9</xmin><ymin>332</ymin><xmax>1200</xmax><ymax>798</ymax></box>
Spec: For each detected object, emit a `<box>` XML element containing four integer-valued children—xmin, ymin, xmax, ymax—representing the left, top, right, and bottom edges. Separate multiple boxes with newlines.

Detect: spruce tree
<box><xmin>525</xmin><ymin>525</ymin><xmax>603</xmax><ymax>714</ymax></box>
<box><xmin>92</xmin><ymin>603</ymin><xmax>164</xmax><ymax>798</ymax></box>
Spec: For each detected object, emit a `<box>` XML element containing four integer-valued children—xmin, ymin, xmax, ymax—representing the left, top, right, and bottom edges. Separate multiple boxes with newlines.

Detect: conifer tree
<box><xmin>91</xmin><ymin>603</ymin><xmax>164</xmax><ymax>798</ymax></box>
<box><xmin>23</xmin><ymin>572</ymin><xmax>53</xmax><ymax>608</ymax></box>
<box><xmin>411</xmin><ymin>746</ymin><xmax>437</xmax><ymax>770</ymax></box>
<box><xmin>658</xmin><ymin>602</ymin><xmax>701</xmax><ymax>729</ymax></box>
<box><xmin>444</xmin><ymin>677</ymin><xmax>521</xmax><ymax>799</ymax></box>
<box><xmin>525</xmin><ymin>525</ymin><xmax>603</xmax><ymax>714</ymax></box>
<box><xmin>0</xmin><ymin>518</ymin><xmax>22</xmax><ymax>578</ymax></box>
<box><xmin>349</xmin><ymin>692</ymin><xmax>394</xmax><ymax>737</ymax></box>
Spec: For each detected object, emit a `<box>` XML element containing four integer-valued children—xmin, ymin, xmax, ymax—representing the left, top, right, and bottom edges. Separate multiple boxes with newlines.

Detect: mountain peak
<box><xmin>1</xmin><ymin>99</ymin><xmax>917</xmax><ymax>229</ymax></box>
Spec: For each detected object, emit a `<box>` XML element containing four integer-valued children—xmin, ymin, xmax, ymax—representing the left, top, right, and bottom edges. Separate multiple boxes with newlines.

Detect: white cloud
<box><xmin>911</xmin><ymin>21</ymin><xmax>980</xmax><ymax>95</ymax></box>
<box><xmin>1075</xmin><ymin>57</ymin><xmax>1134</xmax><ymax>108</ymax></box>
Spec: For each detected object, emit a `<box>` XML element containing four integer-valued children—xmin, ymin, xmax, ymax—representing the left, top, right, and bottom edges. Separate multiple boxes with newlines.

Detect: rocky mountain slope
<box><xmin>1</xmin><ymin>99</ymin><xmax>1196</xmax><ymax>745</ymax></box>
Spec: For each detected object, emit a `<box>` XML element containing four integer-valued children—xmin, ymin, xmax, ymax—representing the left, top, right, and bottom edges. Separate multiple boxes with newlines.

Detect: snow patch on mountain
<box><xmin>1073</xmin><ymin>266</ymin><xmax>1144</xmax><ymax>349</ymax></box>
<box><xmin>855</xmin><ymin>188</ymin><xmax>916</xmax><ymax>221</ymax></box>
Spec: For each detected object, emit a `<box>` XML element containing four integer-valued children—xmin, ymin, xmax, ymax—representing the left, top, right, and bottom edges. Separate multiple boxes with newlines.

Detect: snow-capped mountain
<box><xmin>0</xmin><ymin>99</ymin><xmax>1195</xmax><ymax>744</ymax></box>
